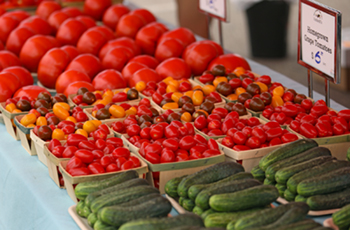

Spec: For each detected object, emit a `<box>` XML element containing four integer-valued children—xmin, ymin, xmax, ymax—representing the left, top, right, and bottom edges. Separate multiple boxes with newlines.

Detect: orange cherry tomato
<box><xmin>227</xmin><ymin>94</ymin><xmax>238</xmax><ymax>101</ymax></box>
<box><xmin>271</xmin><ymin>95</ymin><xmax>284</xmax><ymax>108</ymax></box>
<box><xmin>52</xmin><ymin>128</ymin><xmax>65</xmax><ymax>140</ymax></box>
<box><xmin>66</xmin><ymin>116</ymin><xmax>77</xmax><ymax>123</ymax></box>
<box><xmin>75</xmin><ymin>129</ymin><xmax>88</xmax><ymax>138</ymax></box>
<box><xmin>20</xmin><ymin>113</ymin><xmax>36</xmax><ymax>126</ymax></box>
<box><xmin>90</xmin><ymin>120</ymin><xmax>102</xmax><ymax>128</ymax></box>
<box><xmin>181</xmin><ymin>112</ymin><xmax>192</xmax><ymax>122</ymax></box>
<box><xmin>135</xmin><ymin>81</ymin><xmax>146</xmax><ymax>92</ymax></box>
<box><xmin>53</xmin><ymin>103</ymin><xmax>69</xmax><ymax>120</ymax></box>
<box><xmin>273</xmin><ymin>86</ymin><xmax>284</xmax><ymax>97</ymax></box>
<box><xmin>36</xmin><ymin>116</ymin><xmax>47</xmax><ymax>126</ymax></box>
<box><xmin>162</xmin><ymin>102</ymin><xmax>179</xmax><ymax>110</ymax></box>
<box><xmin>213</xmin><ymin>77</ymin><xmax>228</xmax><ymax>88</ymax></box>
<box><xmin>235</xmin><ymin>87</ymin><xmax>246</xmax><ymax>96</ymax></box>
<box><xmin>255</xmin><ymin>82</ymin><xmax>268</xmax><ymax>93</ymax></box>
<box><xmin>184</xmin><ymin>91</ymin><xmax>193</xmax><ymax>98</ymax></box>
<box><xmin>192</xmin><ymin>90</ymin><xmax>204</xmax><ymax>106</ymax></box>
<box><xmin>202</xmin><ymin>85</ymin><xmax>215</xmax><ymax>96</ymax></box>
<box><xmin>5</xmin><ymin>103</ymin><xmax>16</xmax><ymax>112</ymax></box>
<box><xmin>83</xmin><ymin>120</ymin><xmax>97</xmax><ymax>133</ymax></box>
<box><xmin>232</xmin><ymin>67</ymin><xmax>246</xmax><ymax>76</ymax></box>
<box><xmin>166</xmin><ymin>84</ymin><xmax>177</xmax><ymax>93</ymax></box>
<box><xmin>109</xmin><ymin>105</ymin><xmax>125</xmax><ymax>118</ymax></box>
<box><xmin>171</xmin><ymin>92</ymin><xmax>183</xmax><ymax>103</ymax></box>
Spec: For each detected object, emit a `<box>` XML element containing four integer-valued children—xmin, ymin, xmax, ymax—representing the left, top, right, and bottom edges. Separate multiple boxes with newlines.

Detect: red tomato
<box><xmin>56</xmin><ymin>69</ymin><xmax>90</xmax><ymax>93</ymax></box>
<box><xmin>135</xmin><ymin>22</ymin><xmax>168</xmax><ymax>55</ymax></box>
<box><xmin>6</xmin><ymin>26</ymin><xmax>36</xmax><ymax>56</ymax></box>
<box><xmin>129</xmin><ymin>55</ymin><xmax>159</xmax><ymax>69</ymax></box>
<box><xmin>208</xmin><ymin>53</ymin><xmax>251</xmax><ymax>73</ymax></box>
<box><xmin>56</xmin><ymin>18</ymin><xmax>87</xmax><ymax>46</ymax></box>
<box><xmin>37</xmin><ymin>47</ymin><xmax>71</xmax><ymax>89</ymax></box>
<box><xmin>92</xmin><ymin>69</ymin><xmax>126</xmax><ymax>91</ymax></box>
<box><xmin>269</xmin><ymin>137</ymin><xmax>282</xmax><ymax>146</ymax></box>
<box><xmin>0</xmin><ymin>15</ymin><xmax>20</xmax><ymax>44</ymax></box>
<box><xmin>102</xmin><ymin>4</ymin><xmax>130</xmax><ymax>30</ymax></box>
<box><xmin>145</xmin><ymin>152</ymin><xmax>160</xmax><ymax>164</ymax></box>
<box><xmin>48</xmin><ymin>139</ymin><xmax>61</xmax><ymax>152</ymax></box>
<box><xmin>3</xmin><ymin>10</ymin><xmax>30</xmax><ymax>22</ymax></box>
<box><xmin>62</xmin><ymin>146</ymin><xmax>78</xmax><ymax>158</ymax></box>
<box><xmin>75</xmin><ymin>149</ymin><xmax>94</xmax><ymax>164</ymax></box>
<box><xmin>121</xmin><ymin>61</ymin><xmax>147</xmax><ymax>83</ymax></box>
<box><xmin>155</xmin><ymin>38</ymin><xmax>184</xmax><ymax>62</ymax></box>
<box><xmin>83</xmin><ymin>0</ymin><xmax>112</xmax><ymax>21</ymax></box>
<box><xmin>0</xmin><ymin>72</ymin><xmax>20</xmax><ymax>95</ymax></box>
<box><xmin>19</xmin><ymin>15</ymin><xmax>53</xmax><ymax>35</ymax></box>
<box><xmin>176</xmin><ymin>153</ymin><xmax>189</xmax><ymax>162</ymax></box>
<box><xmin>106</xmin><ymin>137</ymin><xmax>124</xmax><ymax>148</ymax></box>
<box><xmin>0</xmin><ymin>82</ymin><xmax>14</xmax><ymax>101</ymax></box>
<box><xmin>61</xmin><ymin>7</ymin><xmax>82</xmax><ymax>17</ymax></box>
<box><xmin>47</xmin><ymin>11</ymin><xmax>70</xmax><ymax>34</ymax></box>
<box><xmin>0</xmin><ymin>50</ymin><xmax>21</xmax><ymax>72</ymax></box>
<box><xmin>64</xmin><ymin>81</ymin><xmax>95</xmax><ymax>97</ymax></box>
<box><xmin>76</xmin><ymin>28</ymin><xmax>107</xmax><ymax>56</ymax></box>
<box><xmin>99</xmin><ymin>37</ymin><xmax>141</xmax><ymax>60</ymax></box>
<box><xmin>121</xmin><ymin>160</ymin><xmax>134</xmax><ymax>170</ymax></box>
<box><xmin>76</xmin><ymin>15</ymin><xmax>96</xmax><ymax>29</ymax></box>
<box><xmin>106</xmin><ymin>163</ymin><xmax>119</xmax><ymax>172</ymax></box>
<box><xmin>68</xmin><ymin>167</ymin><xmax>90</xmax><ymax>176</ymax></box>
<box><xmin>155</xmin><ymin>57</ymin><xmax>191</xmax><ymax>80</ymax></box>
<box><xmin>61</xmin><ymin>45</ymin><xmax>80</xmax><ymax>61</ymax></box>
<box><xmin>20</xmin><ymin>35</ymin><xmax>58</xmax><ymax>72</ymax></box>
<box><xmin>128</xmin><ymin>68</ymin><xmax>160</xmax><ymax>88</ymax></box>
<box><xmin>158</xmin><ymin>27</ymin><xmax>195</xmax><ymax>47</ymax></box>
<box><xmin>35</xmin><ymin>1</ymin><xmax>61</xmax><ymax>20</ymax></box>
<box><xmin>202</xmin><ymin>149</ymin><xmax>220</xmax><ymax>158</ymax></box>
<box><xmin>281</xmin><ymin>133</ymin><xmax>299</xmax><ymax>143</ymax></box>
<box><xmin>52</xmin><ymin>146</ymin><xmax>65</xmax><ymax>158</ymax></box>
<box><xmin>88</xmin><ymin>162</ymin><xmax>105</xmax><ymax>174</ymax></box>
<box><xmin>14</xmin><ymin>85</ymin><xmax>49</xmax><ymax>99</ymax></box>
<box><xmin>245</xmin><ymin>136</ymin><xmax>261</xmax><ymax>149</ymax></box>
<box><xmin>161</xmin><ymin>150</ymin><xmax>175</xmax><ymax>163</ymax></box>
<box><xmin>66</xmin><ymin>54</ymin><xmax>102</xmax><ymax>80</ymax></box>
<box><xmin>130</xmin><ymin>9</ymin><xmax>155</xmax><ymax>24</ymax></box>
<box><xmin>233</xmin><ymin>131</ymin><xmax>247</xmax><ymax>145</ymax></box>
<box><xmin>299</xmin><ymin>123</ymin><xmax>318</xmax><ymax>138</ymax></box>
<box><xmin>101</xmin><ymin>46</ymin><xmax>134</xmax><ymax>71</ymax></box>
<box><xmin>116</xmin><ymin>14</ymin><xmax>146</xmax><ymax>39</ymax></box>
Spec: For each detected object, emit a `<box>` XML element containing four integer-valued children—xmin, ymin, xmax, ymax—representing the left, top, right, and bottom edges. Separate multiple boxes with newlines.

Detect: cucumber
<box><xmin>209</xmin><ymin>185</ymin><xmax>279</xmax><ymax>212</ymax></box>
<box><xmin>195</xmin><ymin>179</ymin><xmax>261</xmax><ymax>210</ymax></box>
<box><xmin>193</xmin><ymin>206</ymin><xmax>204</xmax><ymax>216</ymax></box>
<box><xmin>265</xmin><ymin>147</ymin><xmax>331</xmax><ymax>182</ymax></box>
<box><xmin>179</xmin><ymin>197</ymin><xmax>185</xmax><ymax>206</ymax></box>
<box><xmin>306</xmin><ymin>187</ymin><xmax>350</xmax><ymax>211</ymax></box>
<box><xmin>90</xmin><ymin>185</ymin><xmax>159</xmax><ymax>213</ymax></box>
<box><xmin>74</xmin><ymin>170</ymin><xmax>139</xmax><ymax>200</ymax></box>
<box><xmin>182</xmin><ymin>198</ymin><xmax>195</xmax><ymax>211</ymax></box>
<box><xmin>272</xmin><ymin>219</ymin><xmax>321</xmax><ymax>230</ymax></box>
<box><xmin>165</xmin><ymin>175</ymin><xmax>187</xmax><ymax>198</ymax></box>
<box><xmin>333</xmin><ymin>203</ymin><xmax>350</xmax><ymax>230</ymax></box>
<box><xmin>98</xmin><ymin>196</ymin><xmax>171</xmax><ymax>227</ymax></box>
<box><xmin>81</xmin><ymin>205</ymin><xmax>91</xmax><ymax>218</ymax></box>
<box><xmin>311</xmin><ymin>228</ymin><xmax>334</xmax><ymax>230</ymax></box>
<box><xmin>241</xmin><ymin>205</ymin><xmax>309</xmax><ymax>230</ymax></box>
<box><xmin>259</xmin><ymin>139</ymin><xmax>318</xmax><ymax>171</ymax></box>
<box><xmin>263</xmin><ymin>178</ymin><xmax>275</xmax><ymax>185</ymax></box>
<box><xmin>94</xmin><ymin>220</ymin><xmax>117</xmax><ymax>230</ymax></box>
<box><xmin>168</xmin><ymin>227</ymin><xmax>225</xmax><ymax>230</ymax></box>
<box><xmin>177</xmin><ymin>162</ymin><xmax>244</xmax><ymax>198</ymax></box>
<box><xmin>284</xmin><ymin>189</ymin><xmax>296</xmax><ymax>202</ymax></box>
<box><xmin>118</xmin><ymin>193</ymin><xmax>162</xmax><ymax>207</ymax></box>
<box><xmin>201</xmin><ymin>209</ymin><xmax>216</xmax><ymax>219</ymax></box>
<box><xmin>85</xmin><ymin>178</ymin><xmax>149</xmax><ymax>208</ymax></box>
<box><xmin>76</xmin><ymin>200</ymin><xmax>85</xmax><ymax>217</ymax></box>
<box><xmin>188</xmin><ymin>172</ymin><xmax>253</xmax><ymax>201</ymax></box>
<box><xmin>295</xmin><ymin>195</ymin><xmax>307</xmax><ymax>202</ymax></box>
<box><xmin>297</xmin><ymin>167</ymin><xmax>350</xmax><ymax>196</ymax></box>
<box><xmin>275</xmin><ymin>156</ymin><xmax>333</xmax><ymax>184</ymax></box>
<box><xmin>118</xmin><ymin>213</ymin><xmax>204</xmax><ymax>230</ymax></box>
<box><xmin>232</xmin><ymin>202</ymin><xmax>309</xmax><ymax>230</ymax></box>
<box><xmin>251</xmin><ymin>165</ymin><xmax>265</xmax><ymax>182</ymax></box>
<box><xmin>287</xmin><ymin>160</ymin><xmax>350</xmax><ymax>194</ymax></box>
<box><xmin>275</xmin><ymin>184</ymin><xmax>287</xmax><ymax>198</ymax></box>
<box><xmin>204</xmin><ymin>207</ymin><xmax>267</xmax><ymax>228</ymax></box>
<box><xmin>87</xmin><ymin>213</ymin><xmax>97</xmax><ymax>227</ymax></box>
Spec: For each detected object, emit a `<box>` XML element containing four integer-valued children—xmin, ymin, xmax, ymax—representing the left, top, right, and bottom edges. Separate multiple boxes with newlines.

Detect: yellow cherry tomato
<box><xmin>109</xmin><ymin>105</ymin><xmax>125</xmax><ymax>118</ymax></box>
<box><xmin>162</xmin><ymin>103</ymin><xmax>179</xmax><ymax>110</ymax></box>
<box><xmin>12</xmin><ymin>109</ymin><xmax>22</xmax><ymax>113</ymax></box>
<box><xmin>91</xmin><ymin>120</ymin><xmax>102</xmax><ymax>128</ymax></box>
<box><xmin>171</xmin><ymin>92</ymin><xmax>183</xmax><ymax>103</ymax></box>
<box><xmin>192</xmin><ymin>90</ymin><xmax>204</xmax><ymax>106</ymax></box>
<box><xmin>125</xmin><ymin>108</ymin><xmax>137</xmax><ymax>116</ymax></box>
<box><xmin>75</xmin><ymin>129</ymin><xmax>88</xmax><ymax>138</ymax></box>
<box><xmin>20</xmin><ymin>113</ymin><xmax>37</xmax><ymax>126</ymax></box>
<box><xmin>192</xmin><ymin>85</ymin><xmax>202</xmax><ymax>91</ymax></box>
<box><xmin>272</xmin><ymin>86</ymin><xmax>284</xmax><ymax>97</ymax></box>
<box><xmin>5</xmin><ymin>103</ymin><xmax>16</xmax><ymax>113</ymax></box>
<box><xmin>181</xmin><ymin>112</ymin><xmax>192</xmax><ymax>122</ymax></box>
<box><xmin>56</xmin><ymin>102</ymin><xmax>70</xmax><ymax>111</ymax></box>
<box><xmin>53</xmin><ymin>103</ymin><xmax>69</xmax><ymax>121</ymax></box>
<box><xmin>36</xmin><ymin>116</ymin><xmax>47</xmax><ymax>126</ymax></box>
<box><xmin>202</xmin><ymin>85</ymin><xmax>216</xmax><ymax>96</ymax></box>
<box><xmin>52</xmin><ymin>128</ymin><xmax>65</xmax><ymax>140</ymax></box>
<box><xmin>271</xmin><ymin>95</ymin><xmax>284</xmax><ymax>108</ymax></box>
<box><xmin>83</xmin><ymin>120</ymin><xmax>97</xmax><ymax>133</ymax></box>
<box><xmin>102</xmin><ymin>94</ymin><xmax>113</xmax><ymax>104</ymax></box>
<box><xmin>135</xmin><ymin>81</ymin><xmax>146</xmax><ymax>92</ymax></box>
<box><xmin>66</xmin><ymin>116</ymin><xmax>77</xmax><ymax>123</ymax></box>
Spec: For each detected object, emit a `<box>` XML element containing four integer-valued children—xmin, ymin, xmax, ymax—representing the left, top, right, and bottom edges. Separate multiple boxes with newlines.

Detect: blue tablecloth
<box><xmin>0</xmin><ymin>58</ymin><xmax>346</xmax><ymax>230</ymax></box>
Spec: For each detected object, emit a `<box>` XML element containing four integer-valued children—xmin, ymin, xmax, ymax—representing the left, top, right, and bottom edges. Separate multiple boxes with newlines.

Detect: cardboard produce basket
<box><xmin>13</xmin><ymin>115</ymin><xmax>35</xmax><ymax>156</ymax></box>
<box><xmin>59</xmin><ymin>155</ymin><xmax>148</xmax><ymax>203</ymax></box>
<box><xmin>0</xmin><ymin>102</ymin><xmax>29</xmax><ymax>140</ymax></box>
<box><xmin>122</xmin><ymin>135</ymin><xmax>225</xmax><ymax>194</ymax></box>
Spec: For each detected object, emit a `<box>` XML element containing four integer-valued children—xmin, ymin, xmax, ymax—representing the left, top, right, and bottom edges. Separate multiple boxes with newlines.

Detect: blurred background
<box><xmin>126</xmin><ymin>0</ymin><xmax>350</xmax><ymax>108</ymax></box>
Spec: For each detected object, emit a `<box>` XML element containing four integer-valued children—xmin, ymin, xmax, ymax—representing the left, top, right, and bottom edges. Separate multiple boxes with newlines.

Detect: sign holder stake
<box><xmin>308</xmin><ymin>69</ymin><xmax>313</xmax><ymax>98</ymax></box>
<box><xmin>325</xmin><ymin>79</ymin><xmax>330</xmax><ymax>107</ymax></box>
<box><xmin>218</xmin><ymin>20</ymin><xmax>223</xmax><ymax>47</ymax></box>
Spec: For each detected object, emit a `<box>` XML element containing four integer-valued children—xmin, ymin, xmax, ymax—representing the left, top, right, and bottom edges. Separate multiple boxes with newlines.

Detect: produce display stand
<box><xmin>59</xmin><ymin>154</ymin><xmax>148</xmax><ymax>203</ymax></box>
<box><xmin>323</xmin><ymin>218</ymin><xmax>338</xmax><ymax>230</ymax></box>
<box><xmin>13</xmin><ymin>115</ymin><xmax>35</xmax><ymax>156</ymax></box>
<box><xmin>0</xmin><ymin>102</ymin><xmax>28</xmax><ymax>141</ymax></box>
<box><xmin>165</xmin><ymin>195</ymin><xmax>187</xmax><ymax>214</ymax></box>
<box><xmin>68</xmin><ymin>205</ymin><xmax>92</xmax><ymax>230</ymax></box>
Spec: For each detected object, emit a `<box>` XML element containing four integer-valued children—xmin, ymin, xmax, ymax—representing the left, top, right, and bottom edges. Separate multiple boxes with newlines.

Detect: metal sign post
<box><xmin>297</xmin><ymin>0</ymin><xmax>342</xmax><ymax>107</ymax></box>
<box><xmin>198</xmin><ymin>0</ymin><xmax>229</xmax><ymax>48</ymax></box>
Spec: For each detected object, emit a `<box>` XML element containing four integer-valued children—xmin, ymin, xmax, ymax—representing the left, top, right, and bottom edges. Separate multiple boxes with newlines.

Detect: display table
<box><xmin>0</xmin><ymin>58</ymin><xmax>346</xmax><ymax>230</ymax></box>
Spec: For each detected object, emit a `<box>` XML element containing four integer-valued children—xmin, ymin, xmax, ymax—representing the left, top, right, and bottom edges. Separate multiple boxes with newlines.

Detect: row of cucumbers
<box><xmin>252</xmin><ymin>139</ymin><xmax>350</xmax><ymax>211</ymax></box>
<box><xmin>332</xmin><ymin>203</ymin><xmax>350</xmax><ymax>230</ymax></box>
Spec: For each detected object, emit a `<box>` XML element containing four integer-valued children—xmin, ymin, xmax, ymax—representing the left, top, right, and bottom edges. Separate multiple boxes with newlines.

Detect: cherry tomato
<box><xmin>67</xmin><ymin>133</ymin><xmax>88</xmax><ymax>147</ymax></box>
<box><xmin>208</xmin><ymin>139</ymin><xmax>219</xmax><ymax>150</ymax></box>
<box><xmin>269</xmin><ymin>137</ymin><xmax>282</xmax><ymax>146</ymax></box>
<box><xmin>88</xmin><ymin>162</ymin><xmax>105</xmax><ymax>174</ymax></box>
<box><xmin>176</xmin><ymin>153</ymin><xmax>189</xmax><ymax>162</ymax></box>
<box><xmin>121</xmin><ymin>160</ymin><xmax>134</xmax><ymax>170</ymax></box>
<box><xmin>92</xmin><ymin>69</ymin><xmax>126</xmax><ymax>91</ymax></box>
<box><xmin>112</xmin><ymin>147</ymin><xmax>130</xmax><ymax>159</ymax></box>
<box><xmin>245</xmin><ymin>136</ymin><xmax>261</xmax><ymax>149</ymax></box>
<box><xmin>106</xmin><ymin>163</ymin><xmax>119</xmax><ymax>172</ymax></box>
<box><xmin>68</xmin><ymin>167</ymin><xmax>90</xmax><ymax>176</ymax></box>
<box><xmin>202</xmin><ymin>149</ymin><xmax>220</xmax><ymax>158</ymax></box>
<box><xmin>221</xmin><ymin>136</ymin><xmax>234</xmax><ymax>148</ymax></box>
<box><xmin>146</xmin><ymin>152</ymin><xmax>160</xmax><ymax>164</ymax></box>
<box><xmin>299</xmin><ymin>123</ymin><xmax>318</xmax><ymax>138</ymax></box>
<box><xmin>161</xmin><ymin>150</ymin><xmax>175</xmax><ymax>163</ymax></box>
<box><xmin>75</xmin><ymin>149</ymin><xmax>94</xmax><ymax>164</ymax></box>
<box><xmin>66</xmin><ymin>156</ymin><xmax>85</xmax><ymax>171</ymax></box>
<box><xmin>150</xmin><ymin>125</ymin><xmax>164</xmax><ymax>140</ymax></box>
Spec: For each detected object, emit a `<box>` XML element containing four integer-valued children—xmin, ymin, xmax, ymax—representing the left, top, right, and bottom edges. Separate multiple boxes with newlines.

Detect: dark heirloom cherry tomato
<box><xmin>68</xmin><ymin>167</ymin><xmax>90</xmax><ymax>176</ymax></box>
<box><xmin>300</xmin><ymin>123</ymin><xmax>318</xmax><ymax>138</ymax></box>
<box><xmin>67</xmin><ymin>134</ymin><xmax>88</xmax><ymax>147</ymax></box>
<box><xmin>78</xmin><ymin>140</ymin><xmax>95</xmax><ymax>151</ymax></box>
<box><xmin>75</xmin><ymin>149</ymin><xmax>94</xmax><ymax>164</ymax></box>
<box><xmin>88</xmin><ymin>163</ymin><xmax>105</xmax><ymax>174</ymax></box>
<box><xmin>161</xmin><ymin>150</ymin><xmax>175</xmax><ymax>163</ymax></box>
<box><xmin>208</xmin><ymin>139</ymin><xmax>219</xmax><ymax>150</ymax></box>
<box><xmin>66</xmin><ymin>156</ymin><xmax>85</xmax><ymax>171</ymax></box>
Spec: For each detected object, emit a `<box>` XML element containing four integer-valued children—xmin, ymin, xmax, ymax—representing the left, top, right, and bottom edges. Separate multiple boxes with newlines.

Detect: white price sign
<box><xmin>298</xmin><ymin>0</ymin><xmax>341</xmax><ymax>83</ymax></box>
<box><xmin>198</xmin><ymin>0</ymin><xmax>229</xmax><ymax>22</ymax></box>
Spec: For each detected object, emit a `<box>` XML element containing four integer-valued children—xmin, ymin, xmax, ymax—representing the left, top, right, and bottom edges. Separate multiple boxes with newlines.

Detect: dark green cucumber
<box><xmin>165</xmin><ymin>175</ymin><xmax>187</xmax><ymax>198</ymax></box>
<box><xmin>231</xmin><ymin>202</ymin><xmax>309</xmax><ymax>230</ymax></box>
<box><xmin>265</xmin><ymin>147</ymin><xmax>331</xmax><ymax>182</ymax></box>
<box><xmin>201</xmin><ymin>209</ymin><xmax>216</xmax><ymax>219</ymax></box>
<box><xmin>94</xmin><ymin>220</ymin><xmax>117</xmax><ymax>230</ymax></box>
<box><xmin>90</xmin><ymin>185</ymin><xmax>159</xmax><ymax>213</ymax></box>
<box><xmin>333</xmin><ymin>203</ymin><xmax>350</xmax><ymax>230</ymax></box>
<box><xmin>98</xmin><ymin>196</ymin><xmax>171</xmax><ymax>227</ymax></box>
<box><xmin>263</xmin><ymin>178</ymin><xmax>275</xmax><ymax>185</ymax></box>
<box><xmin>118</xmin><ymin>213</ymin><xmax>204</xmax><ymax>230</ymax></box>
<box><xmin>74</xmin><ymin>170</ymin><xmax>139</xmax><ymax>200</ymax></box>
<box><xmin>306</xmin><ymin>187</ymin><xmax>350</xmax><ymax>210</ymax></box>
<box><xmin>204</xmin><ymin>207</ymin><xmax>267</xmax><ymax>228</ymax></box>
<box><xmin>284</xmin><ymin>189</ymin><xmax>296</xmax><ymax>202</ymax></box>
<box><xmin>209</xmin><ymin>185</ymin><xmax>279</xmax><ymax>212</ymax></box>
<box><xmin>275</xmin><ymin>184</ymin><xmax>287</xmax><ymax>198</ymax></box>
<box><xmin>177</xmin><ymin>162</ymin><xmax>244</xmax><ymax>198</ymax></box>
<box><xmin>81</xmin><ymin>205</ymin><xmax>91</xmax><ymax>218</ymax></box>
<box><xmin>87</xmin><ymin>213</ymin><xmax>97</xmax><ymax>227</ymax></box>
<box><xmin>117</xmin><ymin>193</ymin><xmax>161</xmax><ymax>207</ymax></box>
<box><xmin>179</xmin><ymin>197</ymin><xmax>185</xmax><ymax>206</ymax></box>
<box><xmin>272</xmin><ymin>219</ymin><xmax>321</xmax><ymax>230</ymax></box>
<box><xmin>195</xmin><ymin>179</ymin><xmax>261</xmax><ymax>210</ymax></box>
<box><xmin>168</xmin><ymin>227</ymin><xmax>225</xmax><ymax>230</ymax></box>
<box><xmin>259</xmin><ymin>139</ymin><xmax>318</xmax><ymax>171</ymax></box>
<box><xmin>275</xmin><ymin>156</ymin><xmax>333</xmax><ymax>184</ymax></box>
<box><xmin>311</xmin><ymin>227</ymin><xmax>334</xmax><ymax>230</ymax></box>
<box><xmin>251</xmin><ymin>165</ymin><xmax>265</xmax><ymax>182</ymax></box>
<box><xmin>295</xmin><ymin>195</ymin><xmax>307</xmax><ymax>202</ymax></box>
<box><xmin>287</xmin><ymin>160</ymin><xmax>350</xmax><ymax>194</ymax></box>
<box><xmin>188</xmin><ymin>172</ymin><xmax>253</xmax><ymax>201</ymax></box>
<box><xmin>193</xmin><ymin>206</ymin><xmax>204</xmax><ymax>216</ymax></box>
<box><xmin>85</xmin><ymin>178</ymin><xmax>149</xmax><ymax>208</ymax></box>
<box><xmin>297</xmin><ymin>167</ymin><xmax>350</xmax><ymax>196</ymax></box>
<box><xmin>76</xmin><ymin>200</ymin><xmax>85</xmax><ymax>217</ymax></box>
<box><xmin>182</xmin><ymin>198</ymin><xmax>195</xmax><ymax>211</ymax></box>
